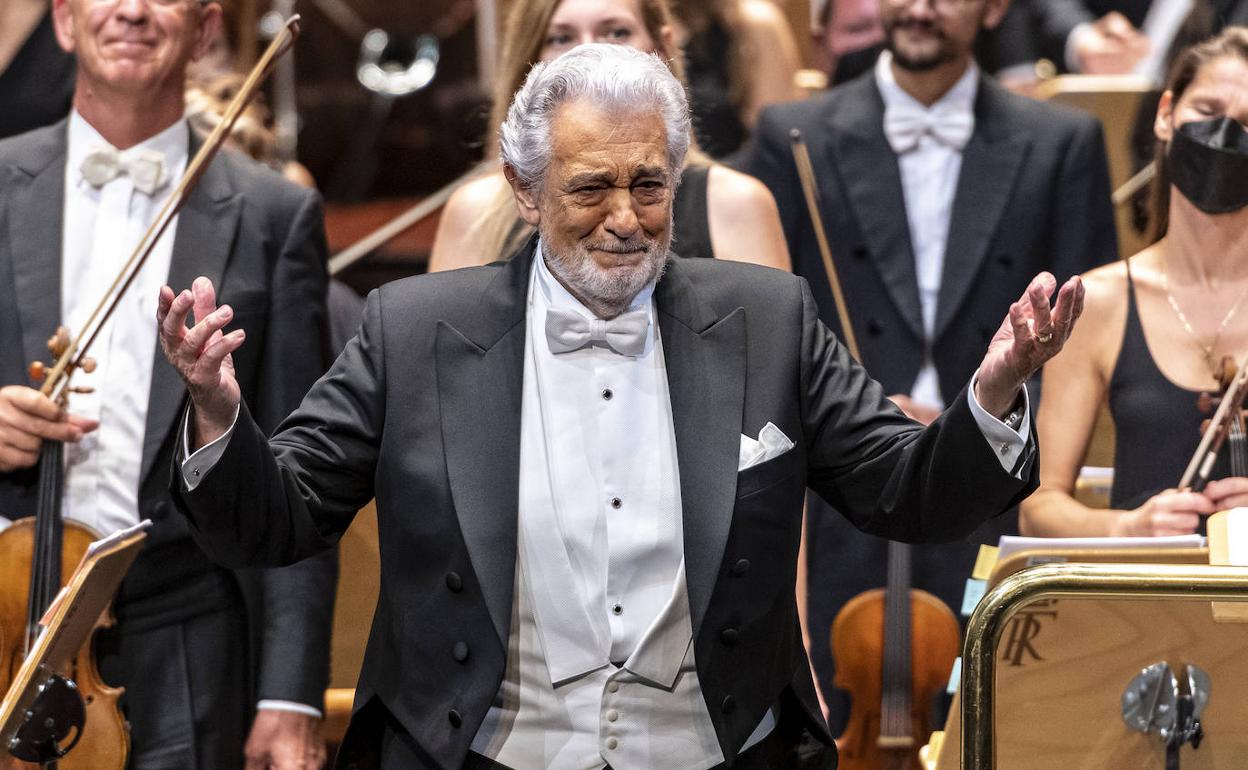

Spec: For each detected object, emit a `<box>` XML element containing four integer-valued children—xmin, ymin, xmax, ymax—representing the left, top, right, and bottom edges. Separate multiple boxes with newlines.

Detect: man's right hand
<box><xmin>0</xmin><ymin>386</ymin><xmax>98</xmax><ymax>472</ymax></box>
<box><xmin>157</xmin><ymin>276</ymin><xmax>246</xmax><ymax>451</ymax></box>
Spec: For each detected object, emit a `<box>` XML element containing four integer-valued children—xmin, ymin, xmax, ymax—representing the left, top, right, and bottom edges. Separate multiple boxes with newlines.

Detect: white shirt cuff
<box><xmin>179</xmin><ymin>405</ymin><xmax>240</xmax><ymax>491</ymax></box>
<box><xmin>256</xmin><ymin>699</ymin><xmax>323</xmax><ymax>719</ymax></box>
<box><xmin>966</xmin><ymin>376</ymin><xmax>1031</xmax><ymax>477</ymax></box>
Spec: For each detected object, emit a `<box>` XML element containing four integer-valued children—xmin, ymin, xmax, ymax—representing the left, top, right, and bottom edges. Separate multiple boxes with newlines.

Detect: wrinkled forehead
<box><xmin>548</xmin><ymin>99</ymin><xmax>670</xmax><ymax>176</ymax></box>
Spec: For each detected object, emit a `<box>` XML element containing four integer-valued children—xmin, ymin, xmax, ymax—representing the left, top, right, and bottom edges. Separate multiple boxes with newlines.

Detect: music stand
<box><xmin>1</xmin><ymin>522</ymin><xmax>148</xmax><ymax>766</ymax></box>
<box><xmin>930</xmin><ymin>546</ymin><xmax>1248</xmax><ymax>770</ymax></box>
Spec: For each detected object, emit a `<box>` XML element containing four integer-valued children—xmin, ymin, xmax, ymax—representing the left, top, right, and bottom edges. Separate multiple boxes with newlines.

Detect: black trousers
<box><xmin>96</xmin><ymin>602</ymin><xmax>250</xmax><ymax>770</ymax></box>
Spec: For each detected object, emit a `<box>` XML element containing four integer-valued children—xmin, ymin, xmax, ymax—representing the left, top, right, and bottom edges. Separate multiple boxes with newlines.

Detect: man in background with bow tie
<box><xmin>161</xmin><ymin>44</ymin><xmax>1083</xmax><ymax>769</ymax></box>
<box><xmin>0</xmin><ymin>0</ymin><xmax>335</xmax><ymax>767</ymax></box>
<box><xmin>738</xmin><ymin>0</ymin><xmax>1118</xmax><ymax>734</ymax></box>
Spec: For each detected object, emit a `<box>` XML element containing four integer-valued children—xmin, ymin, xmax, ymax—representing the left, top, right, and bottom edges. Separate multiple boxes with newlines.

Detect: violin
<box><xmin>0</xmin><ymin>330</ymin><xmax>127</xmax><ymax>769</ymax></box>
<box><xmin>1187</xmin><ymin>353</ymin><xmax>1248</xmax><ymax>490</ymax></box>
<box><xmin>830</xmin><ymin>542</ymin><xmax>960</xmax><ymax>770</ymax></box>
<box><xmin>0</xmin><ymin>21</ymin><xmax>301</xmax><ymax>767</ymax></box>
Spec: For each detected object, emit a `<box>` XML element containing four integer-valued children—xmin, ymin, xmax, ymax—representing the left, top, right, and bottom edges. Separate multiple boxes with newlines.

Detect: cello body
<box><xmin>831</xmin><ymin>586</ymin><xmax>960</xmax><ymax>770</ymax></box>
<box><xmin>0</xmin><ymin>518</ymin><xmax>129</xmax><ymax>769</ymax></box>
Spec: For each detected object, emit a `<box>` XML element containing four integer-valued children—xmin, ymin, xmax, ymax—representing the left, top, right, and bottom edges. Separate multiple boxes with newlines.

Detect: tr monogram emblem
<box><xmin>1000</xmin><ymin>599</ymin><xmax>1058</xmax><ymax>666</ymax></box>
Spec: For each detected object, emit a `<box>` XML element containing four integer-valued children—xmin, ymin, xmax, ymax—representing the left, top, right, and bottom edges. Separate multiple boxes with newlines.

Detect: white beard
<box><xmin>541</xmin><ymin>223</ymin><xmax>671</xmax><ymax>318</ymax></box>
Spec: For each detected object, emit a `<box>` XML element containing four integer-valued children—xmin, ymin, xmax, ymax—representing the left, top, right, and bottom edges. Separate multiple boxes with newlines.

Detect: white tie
<box><xmin>81</xmin><ymin>145</ymin><xmax>168</xmax><ymax>195</ymax></box>
<box><xmin>883</xmin><ymin>101</ymin><xmax>974</xmax><ymax>154</ymax></box>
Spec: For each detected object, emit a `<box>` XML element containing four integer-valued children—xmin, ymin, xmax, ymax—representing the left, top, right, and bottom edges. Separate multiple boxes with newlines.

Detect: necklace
<box><xmin>1159</xmin><ymin>266</ymin><xmax>1248</xmax><ymax>378</ymax></box>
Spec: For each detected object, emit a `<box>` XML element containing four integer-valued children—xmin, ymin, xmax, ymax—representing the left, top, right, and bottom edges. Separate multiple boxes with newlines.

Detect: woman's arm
<box><xmin>1020</xmin><ymin>261</ymin><xmax>1213</xmax><ymax>536</ymax></box>
<box><xmin>736</xmin><ymin>0</ymin><xmax>802</xmax><ymax>128</ymax></box>
<box><xmin>706</xmin><ymin>164</ymin><xmax>792</xmax><ymax>271</ymax></box>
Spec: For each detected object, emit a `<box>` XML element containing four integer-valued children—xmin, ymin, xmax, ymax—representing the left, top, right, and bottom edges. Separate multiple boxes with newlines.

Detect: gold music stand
<box><xmin>928</xmin><ymin>554</ymin><xmax>1248</xmax><ymax>770</ymax></box>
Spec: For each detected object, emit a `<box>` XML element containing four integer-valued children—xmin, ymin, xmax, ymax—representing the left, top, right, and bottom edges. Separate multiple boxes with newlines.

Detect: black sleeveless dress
<box><xmin>1108</xmin><ymin>265</ymin><xmax>1229</xmax><ymax>511</ymax></box>
<box><xmin>671</xmin><ymin>164</ymin><xmax>713</xmax><ymax>260</ymax></box>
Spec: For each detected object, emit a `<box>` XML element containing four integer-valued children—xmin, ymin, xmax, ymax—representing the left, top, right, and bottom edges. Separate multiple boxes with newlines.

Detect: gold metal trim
<box><xmin>960</xmin><ymin>562</ymin><xmax>1248</xmax><ymax>769</ymax></box>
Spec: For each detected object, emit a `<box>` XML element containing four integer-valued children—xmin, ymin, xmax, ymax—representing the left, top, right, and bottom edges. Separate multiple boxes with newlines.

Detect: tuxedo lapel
<box><xmin>8</xmin><ymin>124</ymin><xmax>67</xmax><ymax>373</ymax></box>
<box><xmin>825</xmin><ymin>79</ymin><xmax>924</xmax><ymax>339</ymax></box>
<box><xmin>935</xmin><ymin>80</ymin><xmax>1029</xmax><ymax>339</ymax></box>
<box><xmin>656</xmin><ymin>259</ymin><xmax>746</xmax><ymax>637</ymax></box>
<box><xmin>436</xmin><ymin>243</ymin><xmax>531</xmax><ymax>648</ymax></box>
<box><xmin>141</xmin><ymin>132</ymin><xmax>241</xmax><ymax>486</ymax></box>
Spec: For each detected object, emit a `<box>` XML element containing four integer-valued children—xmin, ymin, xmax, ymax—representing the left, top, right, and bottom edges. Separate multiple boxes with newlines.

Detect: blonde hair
<box><xmin>475</xmin><ymin>0</ymin><xmax>708</xmax><ymax>261</ymax></box>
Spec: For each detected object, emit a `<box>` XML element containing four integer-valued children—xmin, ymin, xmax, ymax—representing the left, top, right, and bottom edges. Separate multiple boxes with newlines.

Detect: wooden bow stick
<box><xmin>790</xmin><ymin>128</ymin><xmax>861</xmax><ymax>361</ymax></box>
<box><xmin>30</xmin><ymin>17</ymin><xmax>303</xmax><ymax>405</ymax></box>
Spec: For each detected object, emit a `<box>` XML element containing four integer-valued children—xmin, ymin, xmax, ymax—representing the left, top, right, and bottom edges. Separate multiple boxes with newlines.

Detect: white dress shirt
<box><xmin>876</xmin><ymin>51</ymin><xmax>979</xmax><ymax>412</ymax></box>
<box><xmin>58</xmin><ymin>111</ymin><xmax>184</xmax><ymax>537</ymax></box>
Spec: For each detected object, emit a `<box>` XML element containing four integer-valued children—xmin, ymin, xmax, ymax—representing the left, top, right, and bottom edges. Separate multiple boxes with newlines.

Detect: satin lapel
<box><xmin>656</xmin><ymin>260</ymin><xmax>746</xmax><ymax>637</ymax></box>
<box><xmin>140</xmin><ymin>135</ymin><xmax>241</xmax><ymax>486</ymax></box>
<box><xmin>935</xmin><ymin>82</ymin><xmax>1029</xmax><ymax>339</ymax></box>
<box><xmin>436</xmin><ymin>243</ymin><xmax>532</xmax><ymax>648</ymax></box>
<box><xmin>825</xmin><ymin>82</ymin><xmax>923</xmax><ymax>338</ymax></box>
<box><xmin>9</xmin><ymin>126</ymin><xmax>67</xmax><ymax>372</ymax></box>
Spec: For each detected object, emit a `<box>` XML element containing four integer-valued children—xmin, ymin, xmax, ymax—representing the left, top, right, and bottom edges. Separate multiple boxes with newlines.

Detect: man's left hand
<box><xmin>975</xmin><ymin>272</ymin><xmax>1085</xmax><ymax>419</ymax></box>
<box><xmin>244</xmin><ymin>710</ymin><xmax>326</xmax><ymax>770</ymax></box>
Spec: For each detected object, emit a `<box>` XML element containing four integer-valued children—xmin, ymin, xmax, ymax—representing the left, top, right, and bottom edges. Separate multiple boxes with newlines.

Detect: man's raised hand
<box><xmin>975</xmin><ymin>271</ymin><xmax>1085</xmax><ymax>419</ymax></box>
<box><xmin>157</xmin><ymin>276</ymin><xmax>244</xmax><ymax>449</ymax></box>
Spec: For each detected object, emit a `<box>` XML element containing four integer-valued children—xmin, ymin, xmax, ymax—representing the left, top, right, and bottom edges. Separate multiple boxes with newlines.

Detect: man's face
<box><xmin>52</xmin><ymin>0</ymin><xmax>220</xmax><ymax>96</ymax></box>
<box><xmin>879</xmin><ymin>0</ymin><xmax>999</xmax><ymax>71</ymax></box>
<box><xmin>512</xmin><ymin>99</ymin><xmax>673</xmax><ymax>315</ymax></box>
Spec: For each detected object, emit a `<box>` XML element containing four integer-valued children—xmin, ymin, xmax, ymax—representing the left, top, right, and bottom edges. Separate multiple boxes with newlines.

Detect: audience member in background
<box><xmin>739</xmin><ymin>0</ymin><xmax>1118</xmax><ymax>731</ymax></box>
<box><xmin>1021</xmin><ymin>28</ymin><xmax>1248</xmax><ymax>538</ymax></box>
<box><xmin>0</xmin><ymin>0</ymin><xmax>74</xmax><ymax>139</ymax></box>
<box><xmin>428</xmin><ymin>0</ymin><xmax>790</xmax><ymax>272</ymax></box>
<box><xmin>989</xmin><ymin>0</ymin><xmax>1248</xmax><ymax>88</ymax></box>
<box><xmin>811</xmin><ymin>0</ymin><xmax>886</xmax><ymax>86</ymax></box>
<box><xmin>670</xmin><ymin>0</ymin><xmax>803</xmax><ymax>158</ymax></box>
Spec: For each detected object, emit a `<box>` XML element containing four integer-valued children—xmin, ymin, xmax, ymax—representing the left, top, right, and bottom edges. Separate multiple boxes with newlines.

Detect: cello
<box><xmin>0</xmin><ymin>20</ymin><xmax>302</xmax><ymax>767</ymax></box>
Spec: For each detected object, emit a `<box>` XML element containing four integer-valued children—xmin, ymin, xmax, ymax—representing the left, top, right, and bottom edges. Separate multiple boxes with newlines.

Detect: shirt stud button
<box><xmin>606</xmin><ymin>709</ymin><xmax>619</xmax><ymax>722</ymax></box>
<box><xmin>606</xmin><ymin>737</ymin><xmax>619</xmax><ymax>750</ymax></box>
<box><xmin>607</xmin><ymin>681</ymin><xmax>620</xmax><ymax>693</ymax></box>
<box><xmin>601</xmin><ymin>388</ymin><xmax>613</xmax><ymax>400</ymax></box>
<box><xmin>610</xmin><ymin>497</ymin><xmax>622</xmax><ymax>509</ymax></box>
<box><xmin>611</xmin><ymin>603</ymin><xmax>623</xmax><ymax>616</ymax></box>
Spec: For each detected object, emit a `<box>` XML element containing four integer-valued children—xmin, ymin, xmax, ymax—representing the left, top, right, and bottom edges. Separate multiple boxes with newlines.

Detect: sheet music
<box><xmin>85</xmin><ymin>519</ymin><xmax>153</xmax><ymax>559</ymax></box>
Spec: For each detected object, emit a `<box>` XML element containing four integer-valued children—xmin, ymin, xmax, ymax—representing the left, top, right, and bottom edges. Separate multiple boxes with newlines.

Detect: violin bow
<box><xmin>32</xmin><ymin>17</ymin><xmax>303</xmax><ymax>405</ymax></box>
<box><xmin>789</xmin><ymin>128</ymin><xmax>861</xmax><ymax>362</ymax></box>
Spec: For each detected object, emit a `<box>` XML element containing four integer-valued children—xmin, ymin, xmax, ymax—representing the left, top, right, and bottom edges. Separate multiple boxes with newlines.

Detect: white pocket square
<box><xmin>738</xmin><ymin>422</ymin><xmax>795</xmax><ymax>471</ymax></box>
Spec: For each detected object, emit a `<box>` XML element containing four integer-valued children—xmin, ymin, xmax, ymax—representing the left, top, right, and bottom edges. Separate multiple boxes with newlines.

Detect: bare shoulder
<box><xmin>1067</xmin><ymin>257</ymin><xmax>1133</xmax><ymax>375</ymax></box>
<box><xmin>430</xmin><ymin>172</ymin><xmax>511</xmax><ymax>272</ymax></box>
<box><xmin>705</xmin><ymin>165</ymin><xmax>791</xmax><ymax>270</ymax></box>
<box><xmin>738</xmin><ymin>0</ymin><xmax>790</xmax><ymax>34</ymax></box>
<box><xmin>705</xmin><ymin>164</ymin><xmax>779</xmax><ymax>215</ymax></box>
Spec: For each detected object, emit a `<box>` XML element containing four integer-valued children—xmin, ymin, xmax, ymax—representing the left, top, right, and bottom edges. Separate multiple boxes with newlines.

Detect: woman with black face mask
<box><xmin>1020</xmin><ymin>26</ymin><xmax>1248</xmax><ymax>538</ymax></box>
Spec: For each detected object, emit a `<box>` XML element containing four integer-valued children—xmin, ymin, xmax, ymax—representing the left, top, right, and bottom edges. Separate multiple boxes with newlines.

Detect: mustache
<box><xmin>886</xmin><ymin>17</ymin><xmax>947</xmax><ymax>38</ymax></box>
<box><xmin>583</xmin><ymin>239</ymin><xmax>657</xmax><ymax>254</ymax></box>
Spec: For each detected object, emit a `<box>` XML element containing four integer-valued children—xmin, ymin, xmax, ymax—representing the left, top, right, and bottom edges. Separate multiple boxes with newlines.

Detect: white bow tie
<box><xmin>883</xmin><ymin>102</ymin><xmax>974</xmax><ymax>154</ymax></box>
<box><xmin>80</xmin><ymin>145</ymin><xmax>169</xmax><ymax>195</ymax></box>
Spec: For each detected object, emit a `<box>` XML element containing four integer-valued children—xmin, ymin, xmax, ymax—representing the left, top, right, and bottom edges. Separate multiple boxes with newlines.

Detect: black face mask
<box><xmin>1167</xmin><ymin>116</ymin><xmax>1248</xmax><ymax>215</ymax></box>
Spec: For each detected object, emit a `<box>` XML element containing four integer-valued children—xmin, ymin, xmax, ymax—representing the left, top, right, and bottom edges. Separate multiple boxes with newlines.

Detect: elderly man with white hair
<box><xmin>158</xmin><ymin>43</ymin><xmax>1082</xmax><ymax>770</ymax></box>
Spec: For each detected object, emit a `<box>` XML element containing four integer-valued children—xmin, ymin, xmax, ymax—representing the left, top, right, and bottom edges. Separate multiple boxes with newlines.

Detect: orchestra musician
<box><xmin>1021</xmin><ymin>27</ymin><xmax>1248</xmax><ymax>538</ymax></box>
<box><xmin>427</xmin><ymin>0</ymin><xmax>791</xmax><ymax>272</ymax></box>
<box><xmin>737</xmin><ymin>0</ymin><xmax>1118</xmax><ymax>730</ymax></box>
<box><xmin>0</xmin><ymin>0</ymin><xmax>335</xmax><ymax>767</ymax></box>
<box><xmin>160</xmin><ymin>44</ymin><xmax>1083</xmax><ymax>769</ymax></box>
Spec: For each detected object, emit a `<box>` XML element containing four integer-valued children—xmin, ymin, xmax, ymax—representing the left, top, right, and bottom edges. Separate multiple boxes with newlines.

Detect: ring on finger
<box><xmin>1036</xmin><ymin>330</ymin><xmax>1053</xmax><ymax>343</ymax></box>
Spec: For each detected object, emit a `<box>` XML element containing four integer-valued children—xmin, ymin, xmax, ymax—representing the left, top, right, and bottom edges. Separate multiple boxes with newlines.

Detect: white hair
<box><xmin>499</xmin><ymin>43</ymin><xmax>691</xmax><ymax>191</ymax></box>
